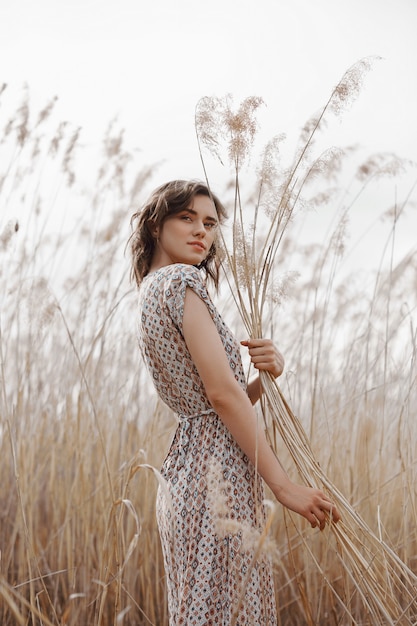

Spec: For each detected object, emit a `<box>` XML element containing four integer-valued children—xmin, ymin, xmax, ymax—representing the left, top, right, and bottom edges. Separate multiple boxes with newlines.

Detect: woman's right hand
<box><xmin>273</xmin><ymin>480</ymin><xmax>341</xmax><ymax>530</ymax></box>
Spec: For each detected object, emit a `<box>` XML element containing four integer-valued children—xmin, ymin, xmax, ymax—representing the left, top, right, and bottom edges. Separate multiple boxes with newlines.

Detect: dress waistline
<box><xmin>178</xmin><ymin>408</ymin><xmax>217</xmax><ymax>422</ymax></box>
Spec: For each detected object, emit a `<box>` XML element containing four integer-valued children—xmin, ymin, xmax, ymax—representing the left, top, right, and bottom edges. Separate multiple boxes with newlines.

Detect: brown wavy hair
<box><xmin>129</xmin><ymin>180</ymin><xmax>227</xmax><ymax>288</ymax></box>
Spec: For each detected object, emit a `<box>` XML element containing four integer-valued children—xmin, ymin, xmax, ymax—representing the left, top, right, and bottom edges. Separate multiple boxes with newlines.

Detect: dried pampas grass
<box><xmin>196</xmin><ymin>58</ymin><xmax>417</xmax><ymax>624</ymax></box>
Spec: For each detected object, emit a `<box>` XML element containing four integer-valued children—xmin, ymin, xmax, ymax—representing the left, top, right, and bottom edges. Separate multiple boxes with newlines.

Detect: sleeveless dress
<box><xmin>138</xmin><ymin>263</ymin><xmax>277</xmax><ymax>625</ymax></box>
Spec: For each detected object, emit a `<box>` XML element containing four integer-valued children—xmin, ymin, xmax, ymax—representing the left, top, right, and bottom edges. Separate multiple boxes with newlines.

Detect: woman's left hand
<box><xmin>240</xmin><ymin>339</ymin><xmax>285</xmax><ymax>378</ymax></box>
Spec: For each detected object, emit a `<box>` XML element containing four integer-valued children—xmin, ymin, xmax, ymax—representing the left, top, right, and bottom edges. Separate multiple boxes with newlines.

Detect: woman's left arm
<box><xmin>241</xmin><ymin>339</ymin><xmax>285</xmax><ymax>405</ymax></box>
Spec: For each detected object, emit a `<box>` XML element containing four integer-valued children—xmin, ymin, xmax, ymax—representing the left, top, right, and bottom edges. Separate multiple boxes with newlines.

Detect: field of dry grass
<box><xmin>1</xmin><ymin>77</ymin><xmax>416</xmax><ymax>624</ymax></box>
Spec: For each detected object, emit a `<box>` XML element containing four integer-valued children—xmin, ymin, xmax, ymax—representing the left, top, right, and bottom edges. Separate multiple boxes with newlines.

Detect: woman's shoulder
<box><xmin>146</xmin><ymin>263</ymin><xmax>203</xmax><ymax>286</ymax></box>
<box><xmin>140</xmin><ymin>265</ymin><xmax>209</xmax><ymax>313</ymax></box>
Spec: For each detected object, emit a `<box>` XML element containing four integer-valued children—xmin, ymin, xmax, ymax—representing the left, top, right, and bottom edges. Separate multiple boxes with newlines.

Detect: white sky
<box><xmin>2</xmin><ymin>0</ymin><xmax>417</xmax><ymax>166</ymax></box>
<box><xmin>1</xmin><ymin>0</ymin><xmax>417</xmax><ymax>268</ymax></box>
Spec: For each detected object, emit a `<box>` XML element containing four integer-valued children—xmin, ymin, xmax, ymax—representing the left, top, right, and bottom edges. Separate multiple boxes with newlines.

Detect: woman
<box><xmin>130</xmin><ymin>180</ymin><xmax>340</xmax><ymax>625</ymax></box>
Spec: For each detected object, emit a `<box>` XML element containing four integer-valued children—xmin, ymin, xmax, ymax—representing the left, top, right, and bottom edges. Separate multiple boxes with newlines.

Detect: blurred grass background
<box><xmin>0</xmin><ymin>84</ymin><xmax>416</xmax><ymax>625</ymax></box>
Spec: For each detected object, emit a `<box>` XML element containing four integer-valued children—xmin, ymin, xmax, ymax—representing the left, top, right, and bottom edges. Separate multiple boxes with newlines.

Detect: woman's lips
<box><xmin>188</xmin><ymin>241</ymin><xmax>206</xmax><ymax>251</ymax></box>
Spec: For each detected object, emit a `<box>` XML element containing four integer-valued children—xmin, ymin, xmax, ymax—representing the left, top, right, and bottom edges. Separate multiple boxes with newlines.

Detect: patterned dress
<box><xmin>138</xmin><ymin>263</ymin><xmax>277</xmax><ymax>625</ymax></box>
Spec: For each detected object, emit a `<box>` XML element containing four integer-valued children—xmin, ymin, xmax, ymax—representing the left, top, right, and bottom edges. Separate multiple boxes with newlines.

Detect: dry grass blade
<box><xmin>0</xmin><ymin>581</ymin><xmax>26</xmax><ymax>626</ymax></box>
<box><xmin>261</xmin><ymin>372</ymin><xmax>417</xmax><ymax>624</ymax></box>
<box><xmin>0</xmin><ymin>578</ymin><xmax>56</xmax><ymax>626</ymax></box>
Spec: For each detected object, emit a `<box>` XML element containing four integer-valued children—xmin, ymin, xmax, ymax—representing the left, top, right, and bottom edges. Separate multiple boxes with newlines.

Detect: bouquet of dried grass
<box><xmin>195</xmin><ymin>58</ymin><xmax>417</xmax><ymax>624</ymax></box>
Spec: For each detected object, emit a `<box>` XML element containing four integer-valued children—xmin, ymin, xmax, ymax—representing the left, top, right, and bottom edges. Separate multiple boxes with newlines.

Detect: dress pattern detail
<box><xmin>138</xmin><ymin>263</ymin><xmax>277</xmax><ymax>625</ymax></box>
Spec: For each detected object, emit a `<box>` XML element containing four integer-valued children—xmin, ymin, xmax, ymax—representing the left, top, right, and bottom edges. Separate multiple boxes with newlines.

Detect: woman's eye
<box><xmin>205</xmin><ymin>222</ymin><xmax>217</xmax><ymax>230</ymax></box>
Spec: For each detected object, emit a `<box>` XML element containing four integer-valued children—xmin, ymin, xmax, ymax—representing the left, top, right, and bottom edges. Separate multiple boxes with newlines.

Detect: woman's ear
<box><xmin>148</xmin><ymin>221</ymin><xmax>159</xmax><ymax>239</ymax></box>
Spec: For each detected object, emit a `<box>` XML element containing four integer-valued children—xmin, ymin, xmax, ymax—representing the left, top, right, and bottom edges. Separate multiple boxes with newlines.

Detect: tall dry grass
<box><xmin>0</xmin><ymin>85</ymin><xmax>170</xmax><ymax>625</ymax></box>
<box><xmin>1</xmin><ymin>70</ymin><xmax>416</xmax><ymax>625</ymax></box>
<box><xmin>195</xmin><ymin>58</ymin><xmax>417</xmax><ymax>624</ymax></box>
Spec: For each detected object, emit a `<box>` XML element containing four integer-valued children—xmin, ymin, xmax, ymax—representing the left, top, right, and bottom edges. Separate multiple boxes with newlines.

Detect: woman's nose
<box><xmin>193</xmin><ymin>220</ymin><xmax>205</xmax><ymax>236</ymax></box>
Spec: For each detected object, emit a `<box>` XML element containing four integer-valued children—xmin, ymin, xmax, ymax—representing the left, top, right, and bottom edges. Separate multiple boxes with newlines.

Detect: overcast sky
<box><xmin>1</xmin><ymin>0</ymin><xmax>417</xmax><ymax>269</ymax></box>
<box><xmin>2</xmin><ymin>0</ymin><xmax>416</xmax><ymax>166</ymax></box>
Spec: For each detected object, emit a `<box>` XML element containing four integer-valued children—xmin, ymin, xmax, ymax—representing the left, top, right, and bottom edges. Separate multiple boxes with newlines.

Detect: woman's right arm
<box><xmin>182</xmin><ymin>287</ymin><xmax>340</xmax><ymax>529</ymax></box>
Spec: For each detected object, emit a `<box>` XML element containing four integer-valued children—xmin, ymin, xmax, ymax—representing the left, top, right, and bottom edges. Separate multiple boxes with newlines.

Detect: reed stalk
<box><xmin>196</xmin><ymin>58</ymin><xmax>417</xmax><ymax>623</ymax></box>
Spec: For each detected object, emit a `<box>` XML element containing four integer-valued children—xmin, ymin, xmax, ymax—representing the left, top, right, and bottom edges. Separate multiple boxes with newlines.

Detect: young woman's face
<box><xmin>151</xmin><ymin>194</ymin><xmax>218</xmax><ymax>269</ymax></box>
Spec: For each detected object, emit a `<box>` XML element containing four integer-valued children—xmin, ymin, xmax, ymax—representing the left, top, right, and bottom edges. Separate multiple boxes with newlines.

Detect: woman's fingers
<box><xmin>298</xmin><ymin>489</ymin><xmax>341</xmax><ymax>530</ymax></box>
<box><xmin>277</xmin><ymin>482</ymin><xmax>341</xmax><ymax>530</ymax></box>
<box><xmin>311</xmin><ymin>496</ymin><xmax>341</xmax><ymax>530</ymax></box>
<box><xmin>241</xmin><ymin>339</ymin><xmax>285</xmax><ymax>377</ymax></box>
